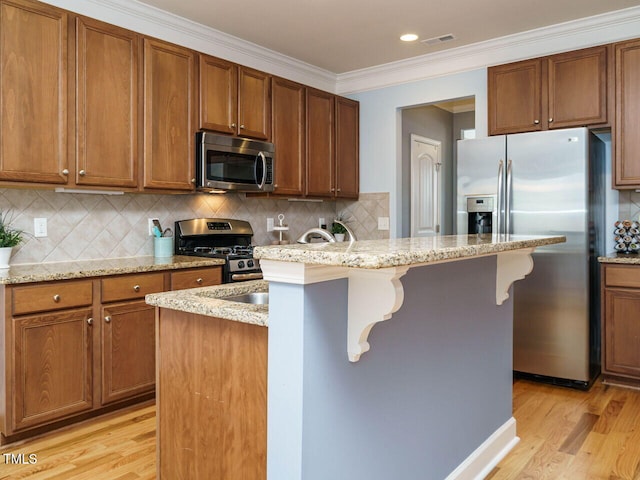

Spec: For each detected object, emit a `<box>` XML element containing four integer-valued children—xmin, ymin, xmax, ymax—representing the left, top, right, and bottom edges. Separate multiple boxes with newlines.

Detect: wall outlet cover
<box><xmin>148</xmin><ymin>218</ymin><xmax>159</xmax><ymax>236</ymax></box>
<box><xmin>34</xmin><ymin>218</ymin><xmax>47</xmax><ymax>238</ymax></box>
<box><xmin>378</xmin><ymin>217</ymin><xmax>390</xmax><ymax>230</ymax></box>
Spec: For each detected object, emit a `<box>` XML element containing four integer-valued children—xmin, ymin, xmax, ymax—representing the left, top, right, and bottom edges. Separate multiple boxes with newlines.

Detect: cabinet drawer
<box><xmin>170</xmin><ymin>267</ymin><xmax>222</xmax><ymax>290</ymax></box>
<box><xmin>605</xmin><ymin>265</ymin><xmax>640</xmax><ymax>288</ymax></box>
<box><xmin>12</xmin><ymin>281</ymin><xmax>93</xmax><ymax>316</ymax></box>
<box><xmin>101</xmin><ymin>273</ymin><xmax>165</xmax><ymax>302</ymax></box>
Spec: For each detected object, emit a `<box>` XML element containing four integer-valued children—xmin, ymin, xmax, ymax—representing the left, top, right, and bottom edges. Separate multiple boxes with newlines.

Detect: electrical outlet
<box><xmin>267</xmin><ymin>218</ymin><xmax>274</xmax><ymax>232</ymax></box>
<box><xmin>34</xmin><ymin>218</ymin><xmax>47</xmax><ymax>238</ymax></box>
<box><xmin>148</xmin><ymin>218</ymin><xmax>159</xmax><ymax>236</ymax></box>
<box><xmin>378</xmin><ymin>217</ymin><xmax>390</xmax><ymax>231</ymax></box>
<box><xmin>319</xmin><ymin>217</ymin><xmax>325</xmax><ymax>228</ymax></box>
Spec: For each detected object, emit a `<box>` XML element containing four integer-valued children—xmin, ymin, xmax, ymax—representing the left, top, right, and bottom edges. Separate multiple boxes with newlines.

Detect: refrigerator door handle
<box><xmin>497</xmin><ymin>160</ymin><xmax>504</xmax><ymax>235</ymax></box>
<box><xmin>506</xmin><ymin>159</ymin><xmax>513</xmax><ymax>235</ymax></box>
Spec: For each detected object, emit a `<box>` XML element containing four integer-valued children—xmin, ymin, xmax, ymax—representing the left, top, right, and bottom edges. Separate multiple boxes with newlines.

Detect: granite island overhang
<box><xmin>253</xmin><ymin>233</ymin><xmax>565</xmax><ymax>480</ymax></box>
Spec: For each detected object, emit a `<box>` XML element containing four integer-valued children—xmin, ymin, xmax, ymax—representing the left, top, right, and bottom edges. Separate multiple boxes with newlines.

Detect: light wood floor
<box><xmin>1</xmin><ymin>378</ymin><xmax>640</xmax><ymax>479</ymax></box>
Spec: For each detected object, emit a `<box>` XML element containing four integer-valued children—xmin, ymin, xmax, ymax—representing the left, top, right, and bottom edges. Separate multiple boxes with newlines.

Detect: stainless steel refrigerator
<box><xmin>456</xmin><ymin>127</ymin><xmax>605</xmax><ymax>388</ymax></box>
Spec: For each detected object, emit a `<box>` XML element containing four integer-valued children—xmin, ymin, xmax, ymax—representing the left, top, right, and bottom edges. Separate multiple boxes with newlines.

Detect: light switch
<box><xmin>34</xmin><ymin>218</ymin><xmax>48</xmax><ymax>237</ymax></box>
<box><xmin>378</xmin><ymin>217</ymin><xmax>390</xmax><ymax>231</ymax></box>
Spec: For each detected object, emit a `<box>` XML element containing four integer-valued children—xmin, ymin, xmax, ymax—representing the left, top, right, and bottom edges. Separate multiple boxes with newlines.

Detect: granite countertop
<box><xmin>146</xmin><ymin>280</ymin><xmax>268</xmax><ymax>327</ymax></box>
<box><xmin>598</xmin><ymin>253</ymin><xmax>640</xmax><ymax>265</ymax></box>
<box><xmin>253</xmin><ymin>234</ymin><xmax>566</xmax><ymax>269</ymax></box>
<box><xmin>0</xmin><ymin>255</ymin><xmax>225</xmax><ymax>285</ymax></box>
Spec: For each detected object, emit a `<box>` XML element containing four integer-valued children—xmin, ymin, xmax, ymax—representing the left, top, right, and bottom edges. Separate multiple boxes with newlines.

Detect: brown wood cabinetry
<box><xmin>335</xmin><ymin>96</ymin><xmax>360</xmax><ymax>199</ymax></box>
<box><xmin>199</xmin><ymin>54</ymin><xmax>271</xmax><ymax>141</ymax></box>
<box><xmin>601</xmin><ymin>263</ymin><xmax>640</xmax><ymax>386</ymax></box>
<box><xmin>488</xmin><ymin>46</ymin><xmax>608</xmax><ymax>135</ymax></box>
<box><xmin>306</xmin><ymin>88</ymin><xmax>335</xmax><ymax>197</ymax></box>
<box><xmin>614</xmin><ymin>39</ymin><xmax>640</xmax><ymax>188</ymax></box>
<box><xmin>143</xmin><ymin>38</ymin><xmax>196</xmax><ymax>191</ymax></box>
<box><xmin>0</xmin><ymin>0</ymin><xmax>69</xmax><ymax>184</ymax></box>
<box><xmin>76</xmin><ymin>16</ymin><xmax>139</xmax><ymax>189</ymax></box>
<box><xmin>271</xmin><ymin>77</ymin><xmax>305</xmax><ymax>196</ymax></box>
<box><xmin>1</xmin><ymin>265</ymin><xmax>222</xmax><ymax>441</ymax></box>
<box><xmin>157</xmin><ymin>309</ymin><xmax>267</xmax><ymax>480</ymax></box>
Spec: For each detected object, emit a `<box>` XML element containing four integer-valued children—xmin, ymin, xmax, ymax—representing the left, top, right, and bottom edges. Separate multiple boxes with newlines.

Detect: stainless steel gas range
<box><xmin>174</xmin><ymin>218</ymin><xmax>263</xmax><ymax>283</ymax></box>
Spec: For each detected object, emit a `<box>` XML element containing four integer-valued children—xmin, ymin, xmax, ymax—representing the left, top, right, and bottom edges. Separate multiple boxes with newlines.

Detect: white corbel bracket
<box><xmin>495</xmin><ymin>248</ymin><xmax>535</xmax><ymax>305</ymax></box>
<box><xmin>347</xmin><ymin>266</ymin><xmax>410</xmax><ymax>362</ymax></box>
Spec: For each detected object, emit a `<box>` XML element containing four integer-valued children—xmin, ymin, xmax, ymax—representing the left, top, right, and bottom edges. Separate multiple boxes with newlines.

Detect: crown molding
<box><xmin>39</xmin><ymin>0</ymin><xmax>337</xmax><ymax>92</ymax></box>
<box><xmin>336</xmin><ymin>6</ymin><xmax>640</xmax><ymax>94</ymax></box>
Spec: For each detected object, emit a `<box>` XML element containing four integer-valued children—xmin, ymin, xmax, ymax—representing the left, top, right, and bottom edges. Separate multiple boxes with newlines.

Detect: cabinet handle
<box><xmin>191</xmin><ymin>178</ymin><xmax>196</xmax><ymax>184</ymax></box>
<box><xmin>133</xmin><ymin>285</ymin><xmax>140</xmax><ymax>292</ymax></box>
<box><xmin>548</xmin><ymin>118</ymin><xmax>553</xmax><ymax>123</ymax></box>
<box><xmin>79</xmin><ymin>170</ymin><xmax>86</xmax><ymax>176</ymax></box>
<box><xmin>196</xmin><ymin>278</ymin><xmax>203</xmax><ymax>284</ymax></box>
<box><xmin>104</xmin><ymin>316</ymin><xmax>112</xmax><ymax>323</ymax></box>
<box><xmin>231</xmin><ymin>123</ymin><xmax>236</xmax><ymax>128</ymax></box>
<box><xmin>53</xmin><ymin>294</ymin><xmax>61</xmax><ymax>302</ymax></box>
<box><xmin>240</xmin><ymin>124</ymin><xmax>245</xmax><ymax>129</ymax></box>
<box><xmin>533</xmin><ymin>119</ymin><xmax>540</xmax><ymax>125</ymax></box>
<box><xmin>87</xmin><ymin>317</ymin><xmax>93</xmax><ymax>325</ymax></box>
<box><xmin>62</xmin><ymin>169</ymin><xmax>69</xmax><ymax>175</ymax></box>
<box><xmin>337</xmin><ymin>188</ymin><xmax>341</xmax><ymax>192</ymax></box>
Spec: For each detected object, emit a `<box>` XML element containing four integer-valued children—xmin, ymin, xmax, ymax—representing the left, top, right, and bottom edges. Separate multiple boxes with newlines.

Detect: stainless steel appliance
<box><xmin>174</xmin><ymin>218</ymin><xmax>263</xmax><ymax>283</ymax></box>
<box><xmin>466</xmin><ymin>195</ymin><xmax>494</xmax><ymax>234</ymax></box>
<box><xmin>456</xmin><ymin>127</ymin><xmax>605</xmax><ymax>388</ymax></box>
<box><xmin>195</xmin><ymin>132</ymin><xmax>275</xmax><ymax>193</ymax></box>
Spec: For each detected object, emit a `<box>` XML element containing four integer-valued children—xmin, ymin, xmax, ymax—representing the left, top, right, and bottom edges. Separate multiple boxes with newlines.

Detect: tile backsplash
<box><xmin>0</xmin><ymin>189</ymin><xmax>389</xmax><ymax>265</ymax></box>
<box><xmin>618</xmin><ymin>190</ymin><xmax>640</xmax><ymax>223</ymax></box>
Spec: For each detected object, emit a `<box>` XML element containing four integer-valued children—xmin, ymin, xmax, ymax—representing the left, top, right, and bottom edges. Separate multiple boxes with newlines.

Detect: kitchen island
<box><xmin>147</xmin><ymin>234</ymin><xmax>565</xmax><ymax>480</ymax></box>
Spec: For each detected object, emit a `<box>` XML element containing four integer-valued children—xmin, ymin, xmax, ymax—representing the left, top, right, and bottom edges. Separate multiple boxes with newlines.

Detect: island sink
<box><xmin>222</xmin><ymin>291</ymin><xmax>269</xmax><ymax>305</ymax></box>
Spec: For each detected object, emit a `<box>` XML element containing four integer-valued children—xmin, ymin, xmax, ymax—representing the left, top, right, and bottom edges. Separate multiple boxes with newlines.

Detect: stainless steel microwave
<box><xmin>195</xmin><ymin>132</ymin><xmax>275</xmax><ymax>192</ymax></box>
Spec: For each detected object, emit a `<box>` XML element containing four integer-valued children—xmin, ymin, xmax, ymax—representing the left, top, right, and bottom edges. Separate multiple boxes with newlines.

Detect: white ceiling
<box><xmin>138</xmin><ymin>0</ymin><xmax>640</xmax><ymax>73</ymax></box>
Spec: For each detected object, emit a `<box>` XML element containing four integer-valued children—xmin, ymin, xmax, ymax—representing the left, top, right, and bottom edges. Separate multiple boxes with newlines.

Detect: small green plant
<box><xmin>0</xmin><ymin>210</ymin><xmax>24</xmax><ymax>248</ymax></box>
<box><xmin>331</xmin><ymin>221</ymin><xmax>347</xmax><ymax>235</ymax></box>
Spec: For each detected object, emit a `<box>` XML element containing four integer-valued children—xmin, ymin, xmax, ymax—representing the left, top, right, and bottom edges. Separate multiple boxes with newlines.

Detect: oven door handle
<box><xmin>230</xmin><ymin>272</ymin><xmax>264</xmax><ymax>282</ymax></box>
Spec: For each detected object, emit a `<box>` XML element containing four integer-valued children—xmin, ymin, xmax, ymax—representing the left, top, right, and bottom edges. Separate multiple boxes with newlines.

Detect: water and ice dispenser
<box><xmin>466</xmin><ymin>196</ymin><xmax>494</xmax><ymax>234</ymax></box>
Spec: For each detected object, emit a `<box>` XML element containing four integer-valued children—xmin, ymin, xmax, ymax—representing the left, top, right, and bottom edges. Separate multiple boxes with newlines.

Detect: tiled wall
<box><xmin>618</xmin><ymin>190</ymin><xmax>640</xmax><ymax>223</ymax></box>
<box><xmin>0</xmin><ymin>189</ymin><xmax>389</xmax><ymax>265</ymax></box>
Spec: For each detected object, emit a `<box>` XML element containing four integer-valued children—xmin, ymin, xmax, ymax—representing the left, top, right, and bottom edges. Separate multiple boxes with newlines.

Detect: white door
<box><xmin>410</xmin><ymin>134</ymin><xmax>441</xmax><ymax>237</ymax></box>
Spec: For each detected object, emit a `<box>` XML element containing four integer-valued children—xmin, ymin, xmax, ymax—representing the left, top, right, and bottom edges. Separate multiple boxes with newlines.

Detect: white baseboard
<box><xmin>445</xmin><ymin>417</ymin><xmax>519</xmax><ymax>480</ymax></box>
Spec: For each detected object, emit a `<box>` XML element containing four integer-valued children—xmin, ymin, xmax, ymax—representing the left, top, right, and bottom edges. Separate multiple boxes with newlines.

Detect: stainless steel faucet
<box><xmin>296</xmin><ymin>221</ymin><xmax>357</xmax><ymax>246</ymax></box>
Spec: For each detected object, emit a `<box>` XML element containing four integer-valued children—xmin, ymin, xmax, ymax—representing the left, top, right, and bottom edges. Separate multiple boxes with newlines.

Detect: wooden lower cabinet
<box><xmin>12</xmin><ymin>307</ymin><xmax>94</xmax><ymax>432</ymax></box>
<box><xmin>1</xmin><ymin>265</ymin><xmax>222</xmax><ymax>442</ymax></box>
<box><xmin>157</xmin><ymin>309</ymin><xmax>267</xmax><ymax>480</ymax></box>
<box><xmin>101</xmin><ymin>300</ymin><xmax>156</xmax><ymax>405</ymax></box>
<box><xmin>601</xmin><ymin>263</ymin><xmax>640</xmax><ymax>386</ymax></box>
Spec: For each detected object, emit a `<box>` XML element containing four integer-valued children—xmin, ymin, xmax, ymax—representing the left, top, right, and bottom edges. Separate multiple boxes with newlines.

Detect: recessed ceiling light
<box><xmin>400</xmin><ymin>33</ymin><xmax>419</xmax><ymax>42</ymax></box>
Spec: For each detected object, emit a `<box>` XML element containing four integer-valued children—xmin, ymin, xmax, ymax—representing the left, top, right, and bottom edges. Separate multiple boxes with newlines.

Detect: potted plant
<box><xmin>0</xmin><ymin>210</ymin><xmax>24</xmax><ymax>268</ymax></box>
<box><xmin>331</xmin><ymin>212</ymin><xmax>350</xmax><ymax>242</ymax></box>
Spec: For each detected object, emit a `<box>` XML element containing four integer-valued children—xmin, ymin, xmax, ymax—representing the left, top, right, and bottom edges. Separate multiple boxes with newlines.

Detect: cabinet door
<box><xmin>76</xmin><ymin>17</ymin><xmax>139</xmax><ymax>188</ymax></box>
<box><xmin>271</xmin><ymin>77</ymin><xmax>305</xmax><ymax>196</ymax></box>
<box><xmin>488</xmin><ymin>59</ymin><xmax>542</xmax><ymax>135</ymax></box>
<box><xmin>170</xmin><ymin>266</ymin><xmax>222</xmax><ymax>290</ymax></box>
<box><xmin>102</xmin><ymin>300</ymin><xmax>155</xmax><ymax>404</ymax></box>
<box><xmin>547</xmin><ymin>46</ymin><xmax>607</xmax><ymax>130</ymax></box>
<box><xmin>615</xmin><ymin>39</ymin><xmax>640</xmax><ymax>188</ymax></box>
<box><xmin>12</xmin><ymin>308</ymin><xmax>93</xmax><ymax>432</ymax></box>
<box><xmin>604</xmin><ymin>288</ymin><xmax>640</xmax><ymax>378</ymax></box>
<box><xmin>305</xmin><ymin>88</ymin><xmax>334</xmax><ymax>197</ymax></box>
<box><xmin>335</xmin><ymin>96</ymin><xmax>359</xmax><ymax>199</ymax></box>
<box><xmin>0</xmin><ymin>0</ymin><xmax>69</xmax><ymax>184</ymax></box>
<box><xmin>143</xmin><ymin>38</ymin><xmax>195</xmax><ymax>191</ymax></box>
<box><xmin>238</xmin><ymin>66</ymin><xmax>271</xmax><ymax>140</ymax></box>
<box><xmin>199</xmin><ymin>54</ymin><xmax>237</xmax><ymax>135</ymax></box>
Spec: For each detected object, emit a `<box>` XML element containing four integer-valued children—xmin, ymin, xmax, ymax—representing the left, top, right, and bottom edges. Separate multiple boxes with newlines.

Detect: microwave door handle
<box><xmin>257</xmin><ymin>152</ymin><xmax>267</xmax><ymax>189</ymax></box>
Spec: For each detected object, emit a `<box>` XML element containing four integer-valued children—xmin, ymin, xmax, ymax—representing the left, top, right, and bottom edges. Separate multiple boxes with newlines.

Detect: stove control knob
<box><xmin>247</xmin><ymin>260</ymin><xmax>254</xmax><ymax>268</ymax></box>
<box><xmin>238</xmin><ymin>261</ymin><xmax>245</xmax><ymax>269</ymax></box>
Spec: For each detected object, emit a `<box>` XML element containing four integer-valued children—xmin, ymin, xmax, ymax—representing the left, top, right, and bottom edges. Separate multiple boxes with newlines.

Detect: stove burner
<box><xmin>232</xmin><ymin>245</ymin><xmax>253</xmax><ymax>255</ymax></box>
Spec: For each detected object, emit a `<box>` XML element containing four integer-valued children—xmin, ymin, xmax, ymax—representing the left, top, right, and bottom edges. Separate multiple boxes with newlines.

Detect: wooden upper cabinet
<box><xmin>271</xmin><ymin>77</ymin><xmax>305</xmax><ymax>196</ymax></box>
<box><xmin>489</xmin><ymin>46</ymin><xmax>609</xmax><ymax>135</ymax></box>
<box><xmin>238</xmin><ymin>66</ymin><xmax>271</xmax><ymax>140</ymax></box>
<box><xmin>306</xmin><ymin>88</ymin><xmax>335</xmax><ymax>197</ymax></box>
<box><xmin>335</xmin><ymin>96</ymin><xmax>359</xmax><ymax>199</ymax></box>
<box><xmin>0</xmin><ymin>0</ymin><xmax>69</xmax><ymax>184</ymax></box>
<box><xmin>76</xmin><ymin>17</ymin><xmax>139</xmax><ymax>189</ymax></box>
<box><xmin>199</xmin><ymin>55</ymin><xmax>237</xmax><ymax>135</ymax></box>
<box><xmin>615</xmin><ymin>39</ymin><xmax>640</xmax><ymax>188</ymax></box>
<box><xmin>143</xmin><ymin>38</ymin><xmax>196</xmax><ymax>191</ymax></box>
<box><xmin>548</xmin><ymin>46</ymin><xmax>607</xmax><ymax>129</ymax></box>
<box><xmin>488</xmin><ymin>59</ymin><xmax>542</xmax><ymax>135</ymax></box>
<box><xmin>199</xmin><ymin>55</ymin><xmax>271</xmax><ymax>140</ymax></box>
